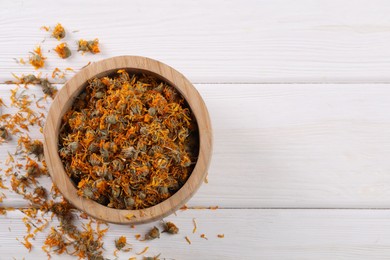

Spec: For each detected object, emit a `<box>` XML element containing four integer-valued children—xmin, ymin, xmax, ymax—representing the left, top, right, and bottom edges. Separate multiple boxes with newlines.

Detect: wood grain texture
<box><xmin>1</xmin><ymin>209</ymin><xmax>390</xmax><ymax>259</ymax></box>
<box><xmin>2</xmin><ymin>0</ymin><xmax>390</xmax><ymax>83</ymax></box>
<box><xmin>2</xmin><ymin>83</ymin><xmax>390</xmax><ymax>209</ymax></box>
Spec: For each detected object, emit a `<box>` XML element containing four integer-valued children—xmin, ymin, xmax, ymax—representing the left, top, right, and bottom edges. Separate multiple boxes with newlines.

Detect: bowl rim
<box><xmin>43</xmin><ymin>56</ymin><xmax>213</xmax><ymax>224</ymax></box>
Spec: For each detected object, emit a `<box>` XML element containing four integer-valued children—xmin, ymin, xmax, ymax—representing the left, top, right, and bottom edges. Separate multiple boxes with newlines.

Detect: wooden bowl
<box><xmin>43</xmin><ymin>56</ymin><xmax>212</xmax><ymax>224</ymax></box>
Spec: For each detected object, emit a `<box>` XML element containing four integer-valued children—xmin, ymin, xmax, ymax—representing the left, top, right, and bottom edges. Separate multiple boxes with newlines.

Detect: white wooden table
<box><xmin>2</xmin><ymin>0</ymin><xmax>390</xmax><ymax>259</ymax></box>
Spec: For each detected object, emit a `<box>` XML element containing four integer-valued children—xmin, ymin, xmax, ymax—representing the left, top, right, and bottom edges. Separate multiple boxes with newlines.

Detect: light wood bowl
<box><xmin>43</xmin><ymin>56</ymin><xmax>212</xmax><ymax>224</ymax></box>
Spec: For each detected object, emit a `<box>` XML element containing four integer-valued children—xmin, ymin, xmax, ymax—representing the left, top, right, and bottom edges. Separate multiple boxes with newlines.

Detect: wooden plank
<box><xmin>2</xmin><ymin>83</ymin><xmax>390</xmax><ymax>208</ymax></box>
<box><xmin>1</xmin><ymin>209</ymin><xmax>390</xmax><ymax>259</ymax></box>
<box><xmin>2</xmin><ymin>0</ymin><xmax>390</xmax><ymax>83</ymax></box>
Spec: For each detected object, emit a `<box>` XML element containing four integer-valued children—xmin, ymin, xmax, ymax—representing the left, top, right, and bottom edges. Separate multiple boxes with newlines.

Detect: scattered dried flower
<box><xmin>162</xmin><ymin>221</ymin><xmax>179</xmax><ymax>234</ymax></box>
<box><xmin>29</xmin><ymin>46</ymin><xmax>46</xmax><ymax>69</ymax></box>
<box><xmin>78</xmin><ymin>39</ymin><xmax>100</xmax><ymax>54</ymax></box>
<box><xmin>54</xmin><ymin>43</ymin><xmax>71</xmax><ymax>59</ymax></box>
<box><xmin>145</xmin><ymin>226</ymin><xmax>160</xmax><ymax>240</ymax></box>
<box><xmin>52</xmin><ymin>23</ymin><xmax>66</xmax><ymax>40</ymax></box>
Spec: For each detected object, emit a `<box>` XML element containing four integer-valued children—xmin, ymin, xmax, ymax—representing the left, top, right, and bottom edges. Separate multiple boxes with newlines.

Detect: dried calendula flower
<box><xmin>33</xmin><ymin>186</ymin><xmax>47</xmax><ymax>198</ymax></box>
<box><xmin>21</xmin><ymin>74</ymin><xmax>40</xmax><ymax>84</ymax></box>
<box><xmin>12</xmin><ymin>74</ymin><xmax>57</xmax><ymax>98</ymax></box>
<box><xmin>0</xmin><ymin>126</ymin><xmax>9</xmax><ymax>140</ymax></box>
<box><xmin>29</xmin><ymin>46</ymin><xmax>46</xmax><ymax>69</ymax></box>
<box><xmin>52</xmin><ymin>23</ymin><xmax>66</xmax><ymax>40</ymax></box>
<box><xmin>145</xmin><ymin>226</ymin><xmax>160</xmax><ymax>240</ymax></box>
<box><xmin>162</xmin><ymin>221</ymin><xmax>179</xmax><ymax>234</ymax></box>
<box><xmin>54</xmin><ymin>43</ymin><xmax>72</xmax><ymax>59</ymax></box>
<box><xmin>115</xmin><ymin>236</ymin><xmax>131</xmax><ymax>251</ymax></box>
<box><xmin>40</xmin><ymin>78</ymin><xmax>58</xmax><ymax>98</ymax></box>
<box><xmin>25</xmin><ymin>140</ymin><xmax>44</xmax><ymax>160</ymax></box>
<box><xmin>59</xmin><ymin>71</ymin><xmax>198</xmax><ymax>209</ymax></box>
<box><xmin>78</xmin><ymin>39</ymin><xmax>100</xmax><ymax>54</ymax></box>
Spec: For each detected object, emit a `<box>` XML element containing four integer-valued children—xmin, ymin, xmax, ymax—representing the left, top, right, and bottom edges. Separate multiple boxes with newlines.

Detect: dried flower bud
<box><xmin>139</xmin><ymin>191</ymin><xmax>146</xmax><ymax>200</ymax></box>
<box><xmin>105</xmin><ymin>115</ymin><xmax>117</xmax><ymax>124</ymax></box>
<box><xmin>115</xmin><ymin>236</ymin><xmax>127</xmax><ymax>250</ymax></box>
<box><xmin>89</xmin><ymin>78</ymin><xmax>106</xmax><ymax>90</ymax></box>
<box><xmin>111</xmin><ymin>185</ymin><xmax>121</xmax><ymax>198</ymax></box>
<box><xmin>94</xmin><ymin>92</ymin><xmax>105</xmax><ymax>99</ymax></box>
<box><xmin>124</xmin><ymin>197</ymin><xmax>135</xmax><ymax>209</ymax></box>
<box><xmin>54</xmin><ymin>43</ymin><xmax>71</xmax><ymax>59</ymax></box>
<box><xmin>100</xmin><ymin>148</ymin><xmax>109</xmax><ymax>161</ymax></box>
<box><xmin>158</xmin><ymin>186</ymin><xmax>168</xmax><ymax>195</ymax></box>
<box><xmin>68</xmin><ymin>142</ymin><xmax>79</xmax><ymax>153</ymax></box>
<box><xmin>163</xmin><ymin>221</ymin><xmax>179</xmax><ymax>234</ymax></box>
<box><xmin>122</xmin><ymin>146</ymin><xmax>137</xmax><ymax>159</ymax></box>
<box><xmin>156</xmin><ymin>158</ymin><xmax>168</xmax><ymax>169</ymax></box>
<box><xmin>131</xmin><ymin>104</ymin><xmax>141</xmax><ymax>115</ymax></box>
<box><xmin>148</xmin><ymin>107</ymin><xmax>156</xmax><ymax>116</ymax></box>
<box><xmin>140</xmin><ymin>126</ymin><xmax>148</xmax><ymax>135</ymax></box>
<box><xmin>0</xmin><ymin>126</ymin><xmax>9</xmax><ymax>140</ymax></box>
<box><xmin>34</xmin><ymin>186</ymin><xmax>47</xmax><ymax>198</ymax></box>
<box><xmin>88</xmin><ymin>143</ymin><xmax>99</xmax><ymax>153</ymax></box>
<box><xmin>22</xmin><ymin>74</ymin><xmax>39</xmax><ymax>84</ymax></box>
<box><xmin>112</xmin><ymin>159</ymin><xmax>124</xmax><ymax>172</ymax></box>
<box><xmin>78</xmin><ymin>39</ymin><xmax>100</xmax><ymax>54</ymax></box>
<box><xmin>89</xmin><ymin>153</ymin><xmax>101</xmax><ymax>166</ymax></box>
<box><xmin>59</xmin><ymin>147</ymin><xmax>71</xmax><ymax>157</ymax></box>
<box><xmin>40</xmin><ymin>79</ymin><xmax>57</xmax><ymax>98</ymax></box>
<box><xmin>52</xmin><ymin>23</ymin><xmax>65</xmax><ymax>40</ymax></box>
<box><xmin>83</xmin><ymin>186</ymin><xmax>95</xmax><ymax>199</ymax></box>
<box><xmin>27</xmin><ymin>140</ymin><xmax>44</xmax><ymax>160</ymax></box>
<box><xmin>145</xmin><ymin>226</ymin><xmax>160</xmax><ymax>240</ymax></box>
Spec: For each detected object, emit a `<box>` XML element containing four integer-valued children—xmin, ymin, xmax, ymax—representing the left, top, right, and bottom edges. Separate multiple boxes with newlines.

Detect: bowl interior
<box><xmin>43</xmin><ymin>56</ymin><xmax>212</xmax><ymax>224</ymax></box>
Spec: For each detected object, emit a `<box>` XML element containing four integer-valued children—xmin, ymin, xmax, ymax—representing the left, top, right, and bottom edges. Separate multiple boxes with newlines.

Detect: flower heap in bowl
<box><xmin>44</xmin><ymin>56</ymin><xmax>212</xmax><ymax>224</ymax></box>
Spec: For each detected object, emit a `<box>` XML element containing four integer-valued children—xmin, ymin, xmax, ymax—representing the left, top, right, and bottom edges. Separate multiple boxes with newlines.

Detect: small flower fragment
<box><xmin>217</xmin><ymin>234</ymin><xmax>225</xmax><ymax>238</ymax></box>
<box><xmin>54</xmin><ymin>43</ymin><xmax>71</xmax><ymax>59</ymax></box>
<box><xmin>40</xmin><ymin>26</ymin><xmax>50</xmax><ymax>31</ymax></box>
<box><xmin>125</xmin><ymin>213</ymin><xmax>135</xmax><ymax>220</ymax></box>
<box><xmin>192</xmin><ymin>218</ymin><xmax>197</xmax><ymax>233</ymax></box>
<box><xmin>78</xmin><ymin>39</ymin><xmax>100</xmax><ymax>54</ymax></box>
<box><xmin>52</xmin><ymin>23</ymin><xmax>66</xmax><ymax>40</ymax></box>
<box><xmin>136</xmin><ymin>246</ymin><xmax>149</xmax><ymax>255</ymax></box>
<box><xmin>21</xmin><ymin>234</ymin><xmax>33</xmax><ymax>252</ymax></box>
<box><xmin>29</xmin><ymin>46</ymin><xmax>46</xmax><ymax>69</ymax></box>
<box><xmin>162</xmin><ymin>221</ymin><xmax>179</xmax><ymax>234</ymax></box>
<box><xmin>115</xmin><ymin>236</ymin><xmax>131</xmax><ymax>252</ymax></box>
<box><xmin>200</xmin><ymin>234</ymin><xmax>208</xmax><ymax>240</ymax></box>
<box><xmin>145</xmin><ymin>226</ymin><xmax>160</xmax><ymax>240</ymax></box>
